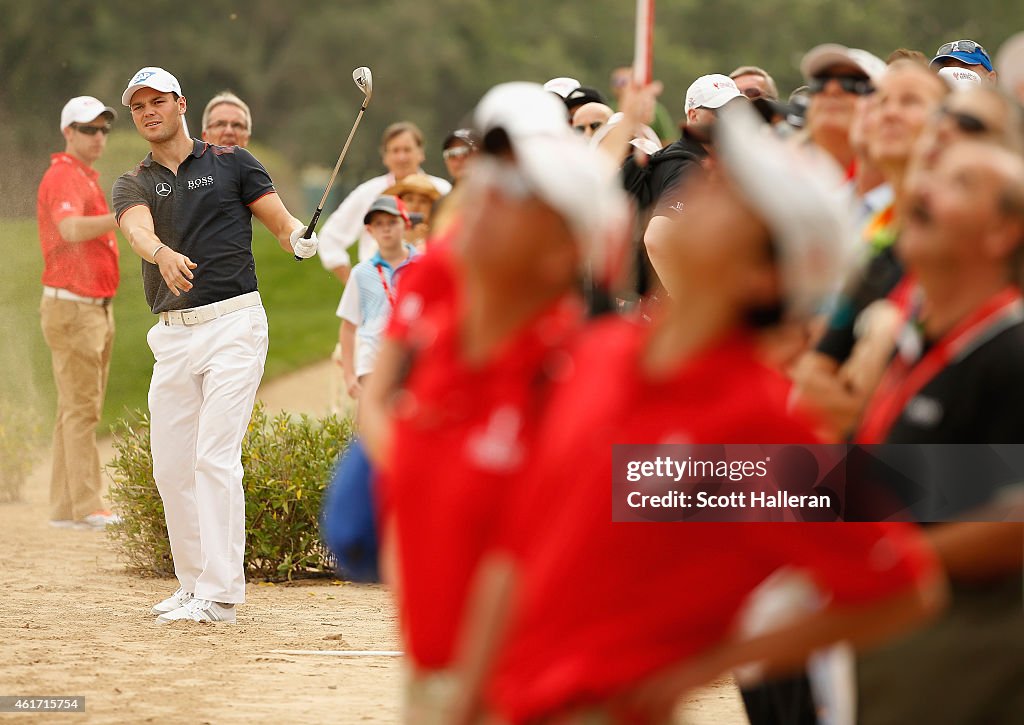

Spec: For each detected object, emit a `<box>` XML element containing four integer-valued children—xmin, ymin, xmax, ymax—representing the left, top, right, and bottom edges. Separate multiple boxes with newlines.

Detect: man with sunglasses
<box><xmin>800</xmin><ymin>44</ymin><xmax>886</xmax><ymax>175</ymax></box>
<box><xmin>37</xmin><ymin>96</ymin><xmax>120</xmax><ymax>531</ymax></box>
<box><xmin>440</xmin><ymin>128</ymin><xmax>477</xmax><ymax>186</ymax></box>
<box><xmin>930</xmin><ymin>39</ymin><xmax>998</xmax><ymax>82</ymax></box>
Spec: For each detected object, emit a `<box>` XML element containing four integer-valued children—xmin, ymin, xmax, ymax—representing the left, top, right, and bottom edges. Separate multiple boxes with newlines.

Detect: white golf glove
<box><xmin>290</xmin><ymin>226</ymin><xmax>319</xmax><ymax>259</ymax></box>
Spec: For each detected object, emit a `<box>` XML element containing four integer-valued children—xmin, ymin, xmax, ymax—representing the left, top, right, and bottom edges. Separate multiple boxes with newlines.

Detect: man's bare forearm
<box><xmin>57</xmin><ymin>213</ymin><xmax>117</xmax><ymax>243</ymax></box>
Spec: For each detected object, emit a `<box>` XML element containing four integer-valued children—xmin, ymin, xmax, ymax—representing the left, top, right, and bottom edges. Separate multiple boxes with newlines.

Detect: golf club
<box><xmin>295</xmin><ymin>66</ymin><xmax>373</xmax><ymax>260</ymax></box>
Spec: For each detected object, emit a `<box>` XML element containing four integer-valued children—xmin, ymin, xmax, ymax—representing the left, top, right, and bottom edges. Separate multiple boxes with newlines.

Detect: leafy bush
<box><xmin>106</xmin><ymin>402</ymin><xmax>353</xmax><ymax>581</ymax></box>
<box><xmin>0</xmin><ymin>402</ymin><xmax>42</xmax><ymax>503</ymax></box>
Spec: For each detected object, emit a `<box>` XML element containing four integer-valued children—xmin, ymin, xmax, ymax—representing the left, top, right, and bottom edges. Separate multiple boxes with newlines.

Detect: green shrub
<box><xmin>0</xmin><ymin>402</ymin><xmax>43</xmax><ymax>503</ymax></box>
<box><xmin>106</xmin><ymin>402</ymin><xmax>353</xmax><ymax>581</ymax></box>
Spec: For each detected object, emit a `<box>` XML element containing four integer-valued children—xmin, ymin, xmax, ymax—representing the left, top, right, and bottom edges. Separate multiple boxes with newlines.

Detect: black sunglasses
<box><xmin>573</xmin><ymin>121</ymin><xmax>604</xmax><ymax>133</ymax></box>
<box><xmin>936</xmin><ymin>40</ymin><xmax>990</xmax><ymax>61</ymax></box>
<box><xmin>72</xmin><ymin>124</ymin><xmax>111</xmax><ymax>136</ymax></box>
<box><xmin>938</xmin><ymin>107</ymin><xmax>989</xmax><ymax>135</ymax></box>
<box><xmin>809</xmin><ymin>74</ymin><xmax>873</xmax><ymax>96</ymax></box>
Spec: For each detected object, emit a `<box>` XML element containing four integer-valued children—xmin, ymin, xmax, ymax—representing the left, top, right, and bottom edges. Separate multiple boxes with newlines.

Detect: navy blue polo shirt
<box><xmin>112</xmin><ymin>139</ymin><xmax>276</xmax><ymax>313</ymax></box>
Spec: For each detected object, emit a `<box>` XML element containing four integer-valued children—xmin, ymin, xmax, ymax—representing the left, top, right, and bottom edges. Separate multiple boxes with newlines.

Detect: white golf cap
<box><xmin>473</xmin><ymin>82</ymin><xmax>570</xmax><ymax>142</ymax></box>
<box><xmin>716</xmin><ymin>102</ymin><xmax>855</xmax><ymax>319</ymax></box>
<box><xmin>476</xmin><ymin>134</ymin><xmax>629</xmax><ymax>277</ymax></box>
<box><xmin>685</xmin><ymin>74</ymin><xmax>743</xmax><ymax>112</ymax></box>
<box><xmin>542</xmin><ymin>77</ymin><xmax>581</xmax><ymax>98</ymax></box>
<box><xmin>800</xmin><ymin>44</ymin><xmax>887</xmax><ymax>83</ymax></box>
<box><xmin>520</xmin><ymin>136</ymin><xmax>629</xmax><ymax>275</ymax></box>
<box><xmin>60</xmin><ymin>96</ymin><xmax>116</xmax><ymax>131</ymax></box>
<box><xmin>121</xmin><ymin>66</ymin><xmax>183</xmax><ymax>106</ymax></box>
<box><xmin>938</xmin><ymin>66</ymin><xmax>983</xmax><ymax>89</ymax></box>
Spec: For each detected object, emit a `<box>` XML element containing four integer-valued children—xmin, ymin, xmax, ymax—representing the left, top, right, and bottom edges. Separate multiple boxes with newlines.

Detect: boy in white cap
<box><xmin>112</xmin><ymin>66</ymin><xmax>318</xmax><ymax>624</ymax></box>
<box><xmin>38</xmin><ymin>96</ymin><xmax>120</xmax><ymax>530</ymax></box>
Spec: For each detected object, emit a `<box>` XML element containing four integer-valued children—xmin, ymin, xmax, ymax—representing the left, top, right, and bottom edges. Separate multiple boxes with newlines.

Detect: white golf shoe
<box><xmin>151</xmin><ymin>587</ymin><xmax>194</xmax><ymax>615</ymax></box>
<box><xmin>156</xmin><ymin>598</ymin><xmax>236</xmax><ymax>625</ymax></box>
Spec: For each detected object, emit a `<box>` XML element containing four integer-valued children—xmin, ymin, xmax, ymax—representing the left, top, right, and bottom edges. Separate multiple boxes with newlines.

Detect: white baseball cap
<box><xmin>938</xmin><ymin>66</ymin><xmax>984</xmax><ymax>89</ymax></box>
<box><xmin>685</xmin><ymin>74</ymin><xmax>743</xmax><ymax>112</ymax></box>
<box><xmin>60</xmin><ymin>96</ymin><xmax>116</xmax><ymax>132</ymax></box>
<box><xmin>121</xmin><ymin>66</ymin><xmax>183</xmax><ymax>106</ymax></box>
<box><xmin>800</xmin><ymin>44</ymin><xmax>887</xmax><ymax>83</ymax></box>
<box><xmin>473</xmin><ymin>82</ymin><xmax>570</xmax><ymax>142</ymax></box>
<box><xmin>542</xmin><ymin>77</ymin><xmax>581</xmax><ymax>98</ymax></box>
<box><xmin>475</xmin><ymin>134</ymin><xmax>629</xmax><ymax>277</ymax></box>
<box><xmin>716</xmin><ymin>102</ymin><xmax>855</xmax><ymax>319</ymax></box>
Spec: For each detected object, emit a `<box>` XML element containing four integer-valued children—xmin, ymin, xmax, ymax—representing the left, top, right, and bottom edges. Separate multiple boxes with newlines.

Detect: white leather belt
<box><xmin>159</xmin><ymin>291</ymin><xmax>262</xmax><ymax>326</ymax></box>
<box><xmin>42</xmin><ymin>285</ymin><xmax>112</xmax><ymax>306</ymax></box>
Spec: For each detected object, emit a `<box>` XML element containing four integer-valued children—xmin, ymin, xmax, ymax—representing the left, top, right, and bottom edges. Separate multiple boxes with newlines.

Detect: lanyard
<box><xmin>857</xmin><ymin>286</ymin><xmax>1024</xmax><ymax>443</ymax></box>
<box><xmin>376</xmin><ymin>264</ymin><xmax>396</xmax><ymax>308</ymax></box>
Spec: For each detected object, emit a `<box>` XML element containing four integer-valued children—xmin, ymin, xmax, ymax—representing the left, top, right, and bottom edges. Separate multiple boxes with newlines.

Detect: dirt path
<box><xmin>0</xmin><ymin>360</ymin><xmax>746</xmax><ymax>724</ymax></box>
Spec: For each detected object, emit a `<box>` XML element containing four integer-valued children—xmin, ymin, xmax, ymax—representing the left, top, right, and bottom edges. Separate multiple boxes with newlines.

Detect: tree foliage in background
<box><xmin>2</xmin><ymin>0</ymin><xmax>1022</xmax><ymax>216</ymax></box>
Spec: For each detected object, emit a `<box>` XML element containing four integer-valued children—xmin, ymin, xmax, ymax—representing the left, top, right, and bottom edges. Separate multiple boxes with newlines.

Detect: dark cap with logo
<box><xmin>363</xmin><ymin>195</ymin><xmax>411</xmax><ymax>226</ymax></box>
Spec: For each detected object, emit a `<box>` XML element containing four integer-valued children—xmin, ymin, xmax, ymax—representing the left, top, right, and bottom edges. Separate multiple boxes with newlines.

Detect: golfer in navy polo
<box><xmin>112</xmin><ymin>67</ymin><xmax>318</xmax><ymax>624</ymax></box>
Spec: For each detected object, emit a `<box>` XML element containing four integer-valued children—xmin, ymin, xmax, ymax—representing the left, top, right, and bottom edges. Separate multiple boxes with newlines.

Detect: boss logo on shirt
<box><xmin>187</xmin><ymin>175</ymin><xmax>215</xmax><ymax>191</ymax></box>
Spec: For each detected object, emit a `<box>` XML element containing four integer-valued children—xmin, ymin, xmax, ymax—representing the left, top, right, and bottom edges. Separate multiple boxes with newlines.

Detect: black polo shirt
<box><xmin>884</xmin><ymin>320</ymin><xmax>1024</xmax><ymax>444</ymax></box>
<box><xmin>112</xmin><ymin>139</ymin><xmax>276</xmax><ymax>313</ymax></box>
<box><xmin>621</xmin><ymin>129</ymin><xmax>707</xmax><ymax>217</ymax></box>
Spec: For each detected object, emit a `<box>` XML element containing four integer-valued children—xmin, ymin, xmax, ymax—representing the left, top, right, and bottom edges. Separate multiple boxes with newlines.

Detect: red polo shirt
<box><xmin>37</xmin><ymin>152</ymin><xmax>119</xmax><ymax>298</ymax></box>
<box><xmin>486</xmin><ymin>319</ymin><xmax>937</xmax><ymax>723</ymax></box>
<box><xmin>382</xmin><ymin>295</ymin><xmax>583</xmax><ymax>670</ymax></box>
<box><xmin>385</xmin><ymin>231</ymin><xmax>459</xmax><ymax>348</ymax></box>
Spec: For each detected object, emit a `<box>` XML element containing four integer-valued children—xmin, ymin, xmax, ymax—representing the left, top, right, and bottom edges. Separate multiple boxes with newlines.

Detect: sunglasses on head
<box><xmin>809</xmin><ymin>74</ymin><xmax>873</xmax><ymax>96</ymax></box>
<box><xmin>573</xmin><ymin>121</ymin><xmax>604</xmax><ymax>133</ymax></box>
<box><xmin>443</xmin><ymin>146</ymin><xmax>474</xmax><ymax>160</ymax></box>
<box><xmin>938</xmin><ymin>106</ymin><xmax>989</xmax><ymax>135</ymax></box>
<box><xmin>936</xmin><ymin>40</ymin><xmax>990</xmax><ymax>61</ymax></box>
<box><xmin>72</xmin><ymin>124</ymin><xmax>111</xmax><ymax>136</ymax></box>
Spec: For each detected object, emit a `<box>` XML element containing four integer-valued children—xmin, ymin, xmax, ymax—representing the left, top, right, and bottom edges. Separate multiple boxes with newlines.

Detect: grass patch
<box><xmin>1</xmin><ymin>218</ymin><xmax>343</xmax><ymax>431</ymax></box>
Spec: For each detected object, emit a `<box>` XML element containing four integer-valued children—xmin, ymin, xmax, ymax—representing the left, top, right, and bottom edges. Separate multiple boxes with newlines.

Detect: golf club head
<box><xmin>353</xmin><ymin>67</ymin><xmax>373</xmax><ymax>103</ymax></box>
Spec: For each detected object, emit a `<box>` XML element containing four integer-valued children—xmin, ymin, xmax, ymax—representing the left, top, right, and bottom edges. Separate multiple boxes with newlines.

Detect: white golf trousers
<box><xmin>146</xmin><ymin>304</ymin><xmax>268</xmax><ymax>604</ymax></box>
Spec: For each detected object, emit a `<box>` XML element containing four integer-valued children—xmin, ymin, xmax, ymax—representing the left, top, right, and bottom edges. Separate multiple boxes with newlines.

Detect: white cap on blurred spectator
<box><xmin>543</xmin><ymin>77</ymin><xmax>582</xmax><ymax>98</ymax></box>
<box><xmin>60</xmin><ymin>96</ymin><xmax>116</xmax><ymax>131</ymax></box>
<box><xmin>519</xmin><ymin>136</ymin><xmax>629</xmax><ymax>275</ymax></box>
<box><xmin>685</xmin><ymin>74</ymin><xmax>743</xmax><ymax>111</ymax></box>
<box><xmin>938</xmin><ymin>66</ymin><xmax>983</xmax><ymax>89</ymax></box>
<box><xmin>800</xmin><ymin>44</ymin><xmax>887</xmax><ymax>83</ymax></box>
<box><xmin>121</xmin><ymin>66</ymin><xmax>183</xmax><ymax>106</ymax></box>
<box><xmin>474</xmin><ymin>82</ymin><xmax>570</xmax><ymax>141</ymax></box>
<box><xmin>996</xmin><ymin>33</ymin><xmax>1024</xmax><ymax>100</ymax></box>
<box><xmin>475</xmin><ymin>134</ymin><xmax>629</xmax><ymax>277</ymax></box>
<box><xmin>716</xmin><ymin>102</ymin><xmax>855</xmax><ymax>319</ymax></box>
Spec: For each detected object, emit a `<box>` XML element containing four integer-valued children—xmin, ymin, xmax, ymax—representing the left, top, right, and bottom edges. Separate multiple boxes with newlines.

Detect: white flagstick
<box><xmin>633</xmin><ymin>0</ymin><xmax>655</xmax><ymax>83</ymax></box>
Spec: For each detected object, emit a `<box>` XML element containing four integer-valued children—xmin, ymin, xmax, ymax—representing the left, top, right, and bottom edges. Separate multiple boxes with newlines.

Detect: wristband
<box><xmin>152</xmin><ymin>245</ymin><xmax>167</xmax><ymax>263</ymax></box>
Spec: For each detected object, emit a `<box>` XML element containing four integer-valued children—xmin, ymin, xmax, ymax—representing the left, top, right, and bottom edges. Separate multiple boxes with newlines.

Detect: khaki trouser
<box><xmin>40</xmin><ymin>295</ymin><xmax>114</xmax><ymax>521</ymax></box>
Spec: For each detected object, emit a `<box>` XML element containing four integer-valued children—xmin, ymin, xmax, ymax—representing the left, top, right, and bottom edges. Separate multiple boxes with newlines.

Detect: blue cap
<box><xmin>930</xmin><ymin>40</ymin><xmax>994</xmax><ymax>73</ymax></box>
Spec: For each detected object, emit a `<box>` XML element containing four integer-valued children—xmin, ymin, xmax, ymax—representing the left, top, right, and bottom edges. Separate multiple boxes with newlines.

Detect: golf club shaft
<box><xmin>294</xmin><ymin>99</ymin><xmax>369</xmax><ymax>259</ymax></box>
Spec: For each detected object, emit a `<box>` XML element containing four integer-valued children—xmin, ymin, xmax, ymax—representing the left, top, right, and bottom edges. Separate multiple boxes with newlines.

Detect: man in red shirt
<box><xmin>37</xmin><ymin>96</ymin><xmax>120</xmax><ymax>530</ymax></box>
<box><xmin>373</xmin><ymin>83</ymin><xmax>631</xmax><ymax>718</ymax></box>
<box><xmin>454</xmin><ymin>105</ymin><xmax>945</xmax><ymax>724</ymax></box>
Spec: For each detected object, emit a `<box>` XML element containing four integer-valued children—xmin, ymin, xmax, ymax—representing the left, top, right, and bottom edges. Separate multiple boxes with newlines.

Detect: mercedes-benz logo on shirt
<box><xmin>155</xmin><ymin>182</ymin><xmax>172</xmax><ymax>197</ymax></box>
